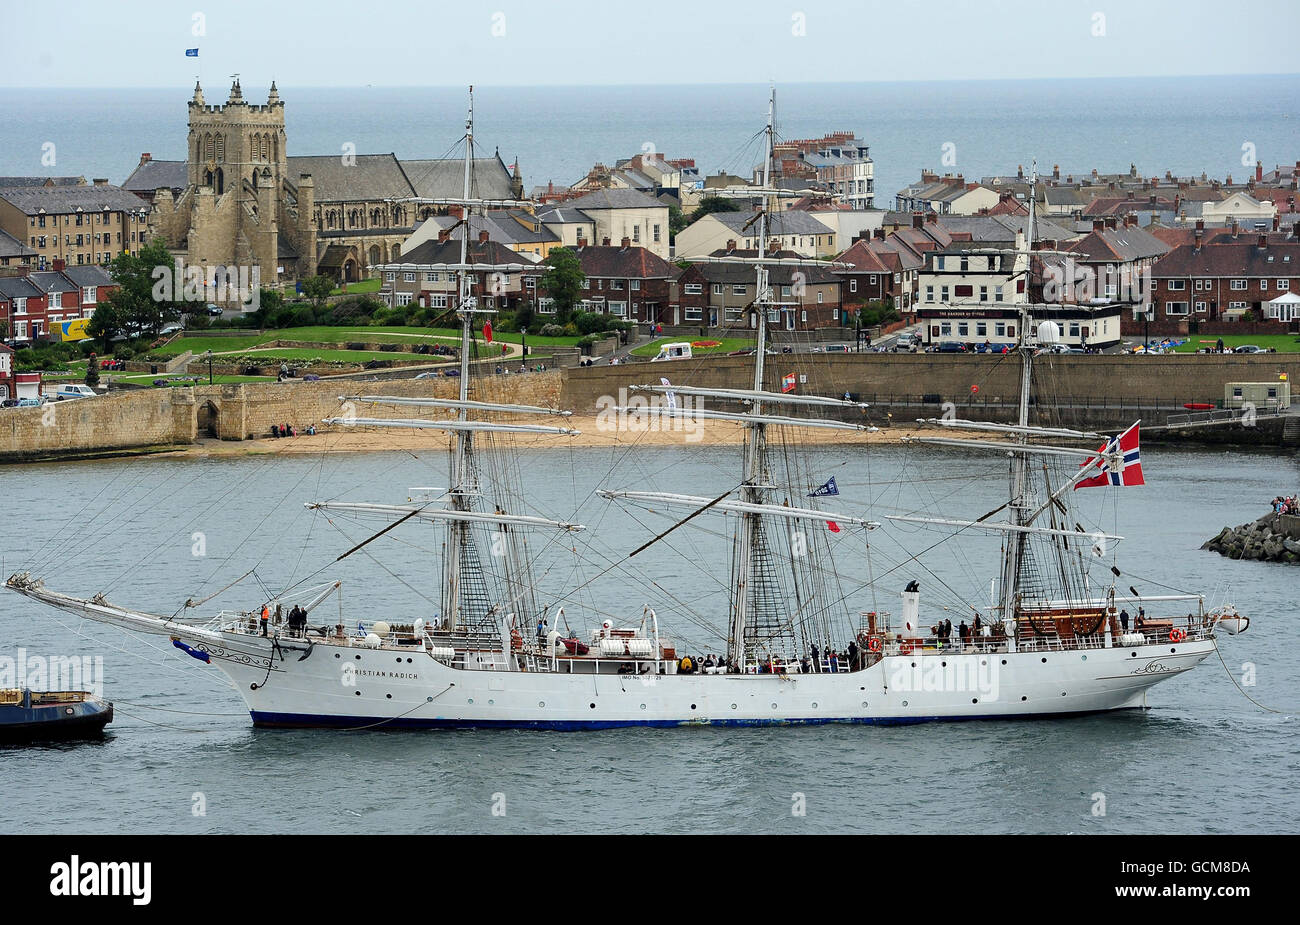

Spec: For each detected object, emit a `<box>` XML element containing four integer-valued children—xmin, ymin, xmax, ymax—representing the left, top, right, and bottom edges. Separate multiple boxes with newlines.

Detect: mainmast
<box><xmin>996</xmin><ymin>163</ymin><xmax>1038</xmax><ymax>637</ymax></box>
<box><xmin>444</xmin><ymin>85</ymin><xmax>478</xmax><ymax>631</ymax></box>
<box><xmin>727</xmin><ymin>87</ymin><xmax>777</xmax><ymax>670</ymax></box>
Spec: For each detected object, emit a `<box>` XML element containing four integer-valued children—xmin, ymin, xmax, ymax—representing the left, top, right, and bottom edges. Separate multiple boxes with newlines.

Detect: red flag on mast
<box><xmin>483</xmin><ymin>321</ymin><xmax>493</xmax><ymax>344</ymax></box>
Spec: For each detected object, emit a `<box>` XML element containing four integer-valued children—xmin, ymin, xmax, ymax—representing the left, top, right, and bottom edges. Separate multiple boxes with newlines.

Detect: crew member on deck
<box><xmin>260</xmin><ymin>604</ymin><xmax>269</xmax><ymax>636</ymax></box>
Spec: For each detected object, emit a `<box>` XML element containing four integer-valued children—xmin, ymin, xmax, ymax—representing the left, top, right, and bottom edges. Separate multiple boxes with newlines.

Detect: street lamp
<box><xmin>1143</xmin><ymin>309</ymin><xmax>1152</xmax><ymax>353</ymax></box>
<box><xmin>205</xmin><ymin>349</ymin><xmax>213</xmax><ymax>385</ymax></box>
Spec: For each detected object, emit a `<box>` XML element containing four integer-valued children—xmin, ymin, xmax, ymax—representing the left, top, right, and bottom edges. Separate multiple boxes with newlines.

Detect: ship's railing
<box><xmin>29</xmin><ymin>690</ymin><xmax>90</xmax><ymax>704</ymax></box>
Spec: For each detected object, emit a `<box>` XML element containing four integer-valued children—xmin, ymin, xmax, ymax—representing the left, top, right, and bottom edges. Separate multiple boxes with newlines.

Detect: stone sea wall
<box><xmin>1201</xmin><ymin>514</ymin><xmax>1300</xmax><ymax>564</ymax></box>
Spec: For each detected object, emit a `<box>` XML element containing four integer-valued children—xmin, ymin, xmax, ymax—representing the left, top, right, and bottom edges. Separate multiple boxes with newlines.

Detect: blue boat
<box><xmin>0</xmin><ymin>688</ymin><xmax>113</xmax><ymax>742</ymax></box>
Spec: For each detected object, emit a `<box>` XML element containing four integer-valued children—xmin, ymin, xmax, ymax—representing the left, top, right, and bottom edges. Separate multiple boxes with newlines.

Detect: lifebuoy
<box><xmin>510</xmin><ymin>629</ymin><xmax>523</xmax><ymax>650</ymax></box>
<box><xmin>1169</xmin><ymin>628</ymin><xmax>1186</xmax><ymax>643</ymax></box>
<box><xmin>867</xmin><ymin>636</ymin><xmax>883</xmax><ymax>653</ymax></box>
<box><xmin>899</xmin><ymin>641</ymin><xmax>914</xmax><ymax>655</ymax></box>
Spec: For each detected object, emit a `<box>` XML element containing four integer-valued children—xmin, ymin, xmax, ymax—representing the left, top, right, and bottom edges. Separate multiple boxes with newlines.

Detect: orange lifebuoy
<box><xmin>1169</xmin><ymin>628</ymin><xmax>1186</xmax><ymax>643</ymax></box>
<box><xmin>510</xmin><ymin>629</ymin><xmax>523</xmax><ymax>650</ymax></box>
<box><xmin>867</xmin><ymin>636</ymin><xmax>883</xmax><ymax>653</ymax></box>
<box><xmin>899</xmin><ymin>640</ymin><xmax>914</xmax><ymax>655</ymax></box>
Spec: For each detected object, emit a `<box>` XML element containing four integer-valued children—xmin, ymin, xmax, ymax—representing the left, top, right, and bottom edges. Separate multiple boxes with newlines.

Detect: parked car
<box><xmin>205</xmin><ymin>304</ymin><xmax>223</xmax><ymax>316</ymax></box>
<box><xmin>935</xmin><ymin>342</ymin><xmax>968</xmax><ymax>353</ymax></box>
<box><xmin>159</xmin><ymin>323</ymin><xmax>184</xmax><ymax>335</ymax></box>
<box><xmin>16</xmin><ymin>397</ymin><xmax>45</xmax><ymax>407</ymax></box>
<box><xmin>822</xmin><ymin>344</ymin><xmax>850</xmax><ymax>353</ymax></box>
<box><xmin>54</xmin><ymin>384</ymin><xmax>98</xmax><ymax>401</ymax></box>
<box><xmin>414</xmin><ymin>372</ymin><xmax>439</xmax><ymax>380</ymax></box>
<box><xmin>1233</xmin><ymin>344</ymin><xmax>1266</xmax><ymax>353</ymax></box>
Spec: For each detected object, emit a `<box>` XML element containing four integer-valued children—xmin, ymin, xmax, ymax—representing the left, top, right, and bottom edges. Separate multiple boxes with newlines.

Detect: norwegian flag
<box><xmin>1075</xmin><ymin>423</ymin><xmax>1144</xmax><ymax>489</ymax></box>
<box><xmin>781</xmin><ymin>373</ymin><xmax>797</xmax><ymax>393</ymax></box>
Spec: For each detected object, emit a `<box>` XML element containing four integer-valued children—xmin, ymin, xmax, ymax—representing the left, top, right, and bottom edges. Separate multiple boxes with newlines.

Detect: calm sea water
<box><xmin>1</xmin><ymin>76</ymin><xmax>1298</xmax><ymax>210</ymax></box>
<box><xmin>0</xmin><ymin>441</ymin><xmax>1296</xmax><ymax>834</ymax></box>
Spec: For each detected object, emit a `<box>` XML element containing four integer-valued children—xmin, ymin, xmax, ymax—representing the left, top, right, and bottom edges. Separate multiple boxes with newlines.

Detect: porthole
<box><xmin>972</xmin><ymin>698</ymin><xmax>978</xmax><ymax>704</ymax></box>
<box><xmin>385</xmin><ymin>693</ymin><xmax>392</xmax><ymax>699</ymax></box>
<box><xmin>1170</xmin><ymin>648</ymin><xmax>1177</xmax><ymax>653</ymax></box>
<box><xmin>538</xmin><ymin>701</ymin><xmax>545</xmax><ymax>707</ymax></box>
<box><xmin>640</xmin><ymin>704</ymin><xmax>646</xmax><ymax>710</ymax></box>
<box><xmin>1061</xmin><ymin>692</ymin><xmax>1067</xmax><ymax>697</ymax></box>
<box><xmin>1001</xmin><ymin>659</ymin><xmax>1007</xmax><ymax>665</ymax></box>
<box><xmin>468</xmin><ymin>698</ymin><xmax>474</xmax><ymax>704</ymax></box>
<box><xmin>731</xmin><ymin>703</ymin><xmax>738</xmax><ymax>710</ymax></box>
<box><xmin>589</xmin><ymin>703</ymin><xmax>596</xmax><ymax>709</ymax></box>
<box><xmin>1041</xmin><ymin>657</ymin><xmax>1047</xmax><ymax>663</ymax></box>
<box><xmin>861</xmin><ymin>701</ymin><xmax>868</xmax><ymax>708</ymax></box>
<box><xmin>355</xmin><ymin>654</ymin><xmax>361</xmax><ymax>660</ymax></box>
<box><xmin>489</xmin><ymin>699</ymin><xmax>495</xmax><ymax>705</ymax></box>
<box><xmin>406</xmin><ymin>658</ymin><xmax>413</xmax><ymax>663</ymax></box>
<box><xmin>911</xmin><ymin>661</ymin><xmax>917</xmax><ymax>668</ymax></box>
<box><xmin>1081</xmin><ymin>655</ymin><xmax>1087</xmax><ymax>661</ymax></box>
<box><xmin>811</xmin><ymin>702</ymin><xmax>818</xmax><ymax>708</ymax></box>
<box><xmin>691</xmin><ymin>703</ymin><xmax>698</xmax><ymax>710</ymax></box>
<box><xmin>771</xmin><ymin>703</ymin><xmax>777</xmax><ymax>709</ymax></box>
<box><xmin>981</xmin><ymin>660</ymin><xmax>987</xmax><ymax>666</ymax></box>
<box><xmin>395</xmin><ymin>657</ymin><xmax>402</xmax><ymax>663</ymax></box>
<box><xmin>941</xmin><ymin>661</ymin><xmax>947</xmax><ymax>668</ymax></box>
<box><xmin>334</xmin><ymin>653</ymin><xmax>340</xmax><ymax>659</ymax></box>
<box><xmin>1130</xmin><ymin>652</ymin><xmax>1137</xmax><ymax>658</ymax></box>
<box><xmin>354</xmin><ymin>690</ymin><xmax>361</xmax><ymax>696</ymax></box>
<box><xmin>1021</xmin><ymin>696</ymin><xmax>1027</xmax><ymax>701</ymax></box>
<box><xmin>902</xmin><ymin>700</ymin><xmax>909</xmax><ymax>707</ymax></box>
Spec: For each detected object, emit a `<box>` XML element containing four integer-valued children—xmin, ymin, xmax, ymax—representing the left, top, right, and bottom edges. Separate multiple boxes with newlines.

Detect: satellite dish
<box><xmin>1037</xmin><ymin>321</ymin><xmax>1061</xmax><ymax>344</ymax></box>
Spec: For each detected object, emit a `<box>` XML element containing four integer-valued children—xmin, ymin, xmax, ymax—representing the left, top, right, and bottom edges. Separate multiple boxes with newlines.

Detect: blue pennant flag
<box><xmin>808</xmin><ymin>476</ymin><xmax>839</xmax><ymax>498</ymax></box>
<box><xmin>185</xmin><ymin>48</ymin><xmax>199</xmax><ymax>57</ymax></box>
<box><xmin>356</xmin><ymin>622</ymin><xmax>367</xmax><ymax>636</ymax></box>
<box><xmin>172</xmin><ymin>638</ymin><xmax>211</xmax><ymax>663</ymax></box>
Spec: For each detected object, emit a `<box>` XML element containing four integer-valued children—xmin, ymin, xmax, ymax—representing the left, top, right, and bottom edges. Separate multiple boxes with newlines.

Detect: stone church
<box><xmin>127</xmin><ymin>80</ymin><xmax>524</xmax><ymax>297</ymax></box>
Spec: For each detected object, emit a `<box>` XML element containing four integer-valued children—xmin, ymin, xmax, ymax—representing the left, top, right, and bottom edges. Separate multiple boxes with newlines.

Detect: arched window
<box><xmin>215</xmin><ymin>168</ymin><xmax>224</xmax><ymax>195</ymax></box>
<box><xmin>368</xmin><ymin>244</ymin><xmax>381</xmax><ymax>265</ymax></box>
<box><xmin>215</xmin><ymin>134</ymin><xmax>224</xmax><ymax>162</ymax></box>
<box><xmin>349</xmin><ymin>209</ymin><xmax>359</xmax><ymax>227</ymax></box>
<box><xmin>204</xmin><ymin>133</ymin><xmax>214</xmax><ymax>161</ymax></box>
<box><xmin>371</xmin><ymin>208</ymin><xmax>382</xmax><ymax>226</ymax></box>
<box><xmin>392</xmin><ymin>205</ymin><xmax>402</xmax><ymax>226</ymax></box>
<box><xmin>391</xmin><ymin>243</ymin><xmax>400</xmax><ymax>259</ymax></box>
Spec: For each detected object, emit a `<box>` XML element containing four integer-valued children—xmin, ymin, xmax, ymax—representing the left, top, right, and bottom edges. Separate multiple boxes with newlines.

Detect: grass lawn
<box><xmin>630</xmin><ymin>336</ymin><xmax>757</xmax><ymax>358</ymax></box>
<box><xmin>227</xmin><ymin>347</ymin><xmax>448</xmax><ymax>364</ymax></box>
<box><xmin>1169</xmin><ymin>333</ymin><xmax>1300</xmax><ymax>353</ymax></box>
<box><xmin>106</xmin><ymin>374</ymin><xmax>277</xmax><ymax>388</ymax></box>
<box><xmin>329</xmin><ymin>278</ymin><xmax>383</xmax><ymax>296</ymax></box>
<box><xmin>151</xmin><ymin>325</ymin><xmax>559</xmax><ymax>358</ymax></box>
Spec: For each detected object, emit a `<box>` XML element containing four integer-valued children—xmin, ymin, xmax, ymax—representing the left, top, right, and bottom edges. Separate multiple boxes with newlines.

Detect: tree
<box><xmin>85</xmin><ymin>353</ymin><xmax>100</xmax><ymax>389</ymax></box>
<box><xmin>250</xmin><ymin>286</ymin><xmax>284</xmax><ymax>328</ymax></box>
<box><xmin>86</xmin><ymin>300</ymin><xmax>123</xmax><ymax>349</ymax></box>
<box><xmin>668</xmin><ymin>205</ymin><xmax>688</xmax><ymax>241</ymax></box>
<box><xmin>540</xmin><ymin>247</ymin><xmax>585</xmax><ymax>324</ymax></box>
<box><xmin>301</xmin><ymin>275</ymin><xmax>334</xmax><ymax>308</ymax></box>
<box><xmin>104</xmin><ymin>238</ymin><xmax>185</xmax><ymax>338</ymax></box>
<box><xmin>687</xmin><ymin>195</ymin><xmax>741</xmax><ymax>226</ymax></box>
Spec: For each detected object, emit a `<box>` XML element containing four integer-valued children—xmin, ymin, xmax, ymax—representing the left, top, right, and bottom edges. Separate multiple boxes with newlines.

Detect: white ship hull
<box><xmin>193</xmin><ymin>630</ymin><xmax>1213</xmax><ymax>729</ymax></box>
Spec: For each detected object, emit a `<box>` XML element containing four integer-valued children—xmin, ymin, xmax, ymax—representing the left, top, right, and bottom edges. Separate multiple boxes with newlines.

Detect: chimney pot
<box><xmin>602</xmin><ymin>237</ymin><xmax>611</xmax><ymax>246</ymax></box>
<box><xmin>925</xmin><ymin>212</ymin><xmax>937</xmax><ymax>224</ymax></box>
<box><xmin>1258</xmin><ymin>234</ymin><xmax>1267</xmax><ymax>248</ymax></box>
<box><xmin>1093</xmin><ymin>219</ymin><xmax>1105</xmax><ymax>232</ymax></box>
<box><xmin>52</xmin><ymin>259</ymin><xmax>65</xmax><ymax>271</ymax></box>
<box><xmin>621</xmin><ymin>236</ymin><xmax>631</xmax><ymax>248</ymax></box>
<box><xmin>1195</xmin><ymin>219</ymin><xmax>1205</xmax><ymax>231</ymax></box>
<box><xmin>140</xmin><ymin>153</ymin><xmax>152</xmax><ymax>164</ymax></box>
<box><xmin>912</xmin><ymin>213</ymin><xmax>924</xmax><ymax>229</ymax></box>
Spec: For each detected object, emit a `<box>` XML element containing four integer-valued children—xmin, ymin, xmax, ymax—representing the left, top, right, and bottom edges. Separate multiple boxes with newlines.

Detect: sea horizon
<box><xmin>2</xmin><ymin>74</ymin><xmax>1298</xmax><ymax>210</ymax></box>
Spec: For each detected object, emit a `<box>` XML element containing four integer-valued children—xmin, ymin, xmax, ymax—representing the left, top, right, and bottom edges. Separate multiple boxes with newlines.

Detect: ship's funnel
<box><xmin>901</xmin><ymin>580</ymin><xmax>921</xmax><ymax>636</ymax></box>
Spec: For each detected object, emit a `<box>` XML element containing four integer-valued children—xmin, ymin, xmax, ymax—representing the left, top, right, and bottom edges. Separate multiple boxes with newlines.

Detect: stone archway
<box><xmin>342</xmin><ymin>259</ymin><xmax>358</xmax><ymax>283</ymax></box>
<box><xmin>368</xmin><ymin>244</ymin><xmax>382</xmax><ymax>266</ymax></box>
<box><xmin>197</xmin><ymin>399</ymin><xmax>220</xmax><ymax>438</ymax></box>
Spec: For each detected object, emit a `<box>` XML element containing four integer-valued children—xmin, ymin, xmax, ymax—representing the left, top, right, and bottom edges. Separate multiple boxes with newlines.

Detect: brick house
<box><xmin>377</xmin><ymin>230</ymin><xmax>542</xmax><ymax>314</ymax></box>
<box><xmin>1149</xmin><ymin>236</ymin><xmax>1300</xmax><ymax>324</ymax></box>
<box><xmin>0</xmin><ymin>261</ymin><xmax>118</xmax><ymax>343</ymax></box>
<box><xmin>676</xmin><ymin>258</ymin><xmax>843</xmax><ymax>331</ymax></box>
<box><xmin>552</xmin><ymin>238</ymin><xmax>679</xmax><ymax>325</ymax></box>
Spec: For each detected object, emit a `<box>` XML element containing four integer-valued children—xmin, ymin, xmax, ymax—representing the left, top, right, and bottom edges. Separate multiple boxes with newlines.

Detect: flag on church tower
<box><xmin>185</xmin><ymin>48</ymin><xmax>199</xmax><ymax>57</ymax></box>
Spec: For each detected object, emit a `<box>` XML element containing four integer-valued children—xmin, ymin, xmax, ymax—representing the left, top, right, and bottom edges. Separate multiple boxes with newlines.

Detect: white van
<box><xmin>55</xmin><ymin>384</ymin><xmax>98</xmax><ymax>401</ymax></box>
<box><xmin>651</xmin><ymin>342</ymin><xmax>693</xmax><ymax>362</ymax></box>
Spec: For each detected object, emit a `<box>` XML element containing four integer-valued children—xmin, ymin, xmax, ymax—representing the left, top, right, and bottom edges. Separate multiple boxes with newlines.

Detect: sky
<box><xmin>2</xmin><ymin>0</ymin><xmax>1298</xmax><ymax>88</ymax></box>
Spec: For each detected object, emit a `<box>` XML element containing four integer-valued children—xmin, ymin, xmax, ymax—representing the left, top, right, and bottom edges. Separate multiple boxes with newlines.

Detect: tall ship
<box><xmin>6</xmin><ymin>89</ymin><xmax>1248</xmax><ymax>729</ymax></box>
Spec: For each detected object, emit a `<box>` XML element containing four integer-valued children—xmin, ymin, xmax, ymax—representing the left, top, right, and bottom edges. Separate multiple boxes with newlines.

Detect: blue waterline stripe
<box><xmin>250</xmin><ymin>707</ymin><xmax>1144</xmax><ymax>731</ymax></box>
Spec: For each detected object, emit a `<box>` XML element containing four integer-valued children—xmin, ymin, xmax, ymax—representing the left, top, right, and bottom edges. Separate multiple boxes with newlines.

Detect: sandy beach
<box><xmin>165</xmin><ymin>415</ymin><xmax>969</xmax><ymax>458</ymax></box>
